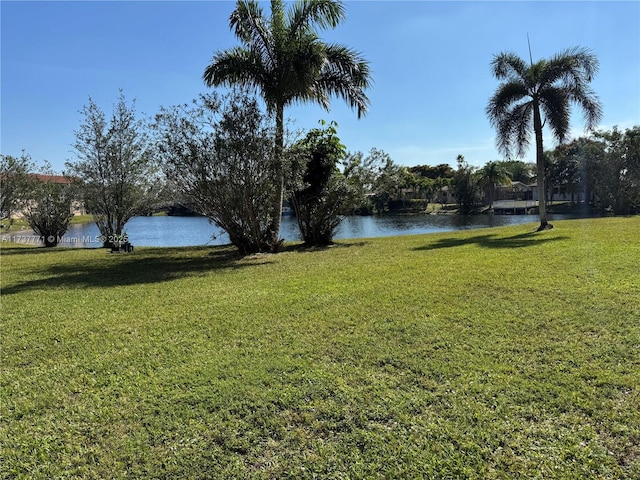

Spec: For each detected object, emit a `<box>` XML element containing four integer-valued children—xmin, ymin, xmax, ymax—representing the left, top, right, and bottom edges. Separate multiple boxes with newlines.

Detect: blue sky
<box><xmin>2</xmin><ymin>1</ymin><xmax>639</xmax><ymax>172</ymax></box>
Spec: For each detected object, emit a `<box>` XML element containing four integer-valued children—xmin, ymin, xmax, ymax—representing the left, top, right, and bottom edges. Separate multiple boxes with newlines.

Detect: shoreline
<box><xmin>0</xmin><ymin>210</ymin><xmax>614</xmax><ymax>250</ymax></box>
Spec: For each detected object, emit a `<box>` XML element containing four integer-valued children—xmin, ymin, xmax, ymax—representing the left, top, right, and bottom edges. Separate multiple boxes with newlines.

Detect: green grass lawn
<box><xmin>1</xmin><ymin>216</ymin><xmax>639</xmax><ymax>479</ymax></box>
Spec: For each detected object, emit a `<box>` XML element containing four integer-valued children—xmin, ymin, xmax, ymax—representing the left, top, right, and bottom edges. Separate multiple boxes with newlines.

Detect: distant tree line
<box><xmin>348</xmin><ymin>125</ymin><xmax>639</xmax><ymax>217</ymax></box>
<box><xmin>442</xmin><ymin>126</ymin><xmax>640</xmax><ymax>216</ymax></box>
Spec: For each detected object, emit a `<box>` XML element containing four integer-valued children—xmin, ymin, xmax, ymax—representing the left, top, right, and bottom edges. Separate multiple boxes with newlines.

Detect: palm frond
<box><xmin>312</xmin><ymin>72</ymin><xmax>369</xmax><ymax>117</ymax></box>
<box><xmin>204</xmin><ymin>0</ymin><xmax>370</xmax><ymax>123</ymax></box>
<box><xmin>566</xmin><ymin>84</ymin><xmax>602</xmax><ymax>132</ymax></box>
<box><xmin>491</xmin><ymin>52</ymin><xmax>528</xmax><ymax>80</ymax></box>
<box><xmin>487</xmin><ymin>47</ymin><xmax>602</xmax><ymax>156</ymax></box>
<box><xmin>539</xmin><ymin>86</ymin><xmax>570</xmax><ymax>143</ymax></box>
<box><xmin>230</xmin><ymin>1</ymin><xmax>265</xmax><ymax>45</ymax></box>
<box><xmin>230</xmin><ymin>1</ymin><xmax>275</xmax><ymax>71</ymax></box>
<box><xmin>486</xmin><ymin>79</ymin><xmax>528</xmax><ymax>127</ymax></box>
<box><xmin>493</xmin><ymin>101</ymin><xmax>533</xmax><ymax>159</ymax></box>
<box><xmin>511</xmin><ymin>103</ymin><xmax>534</xmax><ymax>158</ymax></box>
<box><xmin>323</xmin><ymin>44</ymin><xmax>371</xmax><ymax>86</ymax></box>
<box><xmin>269</xmin><ymin>0</ymin><xmax>287</xmax><ymax>46</ymax></box>
<box><xmin>537</xmin><ymin>47</ymin><xmax>602</xmax><ymax>135</ymax></box>
<box><xmin>287</xmin><ymin>0</ymin><xmax>345</xmax><ymax>36</ymax></box>
<box><xmin>478</xmin><ymin>161</ymin><xmax>512</xmax><ymax>186</ymax></box>
<box><xmin>314</xmin><ymin>44</ymin><xmax>371</xmax><ymax>118</ymax></box>
<box><xmin>547</xmin><ymin>46</ymin><xmax>599</xmax><ymax>84</ymax></box>
<box><xmin>203</xmin><ymin>48</ymin><xmax>266</xmax><ymax>92</ymax></box>
<box><xmin>271</xmin><ymin>35</ymin><xmax>326</xmax><ymax>106</ymax></box>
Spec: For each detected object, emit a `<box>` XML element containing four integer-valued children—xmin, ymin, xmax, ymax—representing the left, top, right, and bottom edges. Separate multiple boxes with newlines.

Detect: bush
<box><xmin>290</xmin><ymin>123</ymin><xmax>358</xmax><ymax>246</ymax></box>
<box><xmin>22</xmin><ymin>174</ymin><xmax>76</xmax><ymax>247</ymax></box>
<box><xmin>155</xmin><ymin>90</ymin><xmax>279</xmax><ymax>254</ymax></box>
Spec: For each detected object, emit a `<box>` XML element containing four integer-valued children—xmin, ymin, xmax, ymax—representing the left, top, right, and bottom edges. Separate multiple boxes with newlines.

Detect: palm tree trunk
<box><xmin>533</xmin><ymin>102</ymin><xmax>551</xmax><ymax>230</ymax></box>
<box><xmin>269</xmin><ymin>103</ymin><xmax>285</xmax><ymax>250</ymax></box>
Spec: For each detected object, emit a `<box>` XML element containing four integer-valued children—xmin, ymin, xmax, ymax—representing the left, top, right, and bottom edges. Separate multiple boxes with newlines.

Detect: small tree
<box><xmin>477</xmin><ymin>160</ymin><xmax>511</xmax><ymax>209</ymax></box>
<box><xmin>451</xmin><ymin>155</ymin><xmax>479</xmax><ymax>214</ymax></box>
<box><xmin>409</xmin><ymin>164</ymin><xmax>455</xmax><ymax>181</ymax></box>
<box><xmin>290</xmin><ymin>122</ymin><xmax>357</xmax><ymax>246</ymax></box>
<box><xmin>548</xmin><ymin>144</ymin><xmax>582</xmax><ymax>204</ymax></box>
<box><xmin>375</xmin><ymin>160</ymin><xmax>413</xmax><ymax>211</ymax></box>
<box><xmin>22</xmin><ymin>168</ymin><xmax>76</xmax><ymax>247</ymax></box>
<box><xmin>67</xmin><ymin>91</ymin><xmax>160</xmax><ymax>247</ymax></box>
<box><xmin>415</xmin><ymin>176</ymin><xmax>436</xmax><ymax>204</ymax></box>
<box><xmin>343</xmin><ymin>148</ymin><xmax>406</xmax><ymax>213</ymax></box>
<box><xmin>408</xmin><ymin>164</ymin><xmax>456</xmax><ymax>205</ymax></box>
<box><xmin>155</xmin><ymin>90</ymin><xmax>280</xmax><ymax>254</ymax></box>
<box><xmin>498</xmin><ymin>160</ymin><xmax>534</xmax><ymax>184</ymax></box>
<box><xmin>343</xmin><ymin>148</ymin><xmax>388</xmax><ymax>199</ymax></box>
<box><xmin>1</xmin><ymin>151</ymin><xmax>33</xmax><ymax>224</ymax></box>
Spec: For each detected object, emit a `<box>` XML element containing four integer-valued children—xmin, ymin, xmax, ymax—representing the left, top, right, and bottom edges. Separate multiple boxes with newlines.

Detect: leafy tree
<box><xmin>22</xmin><ymin>167</ymin><xmax>76</xmax><ymax>247</ymax></box>
<box><xmin>434</xmin><ymin>176</ymin><xmax>453</xmax><ymax>205</ymax></box>
<box><xmin>590</xmin><ymin>126</ymin><xmax>640</xmax><ymax>214</ymax></box>
<box><xmin>579</xmin><ymin>136</ymin><xmax>612</xmax><ymax>209</ymax></box>
<box><xmin>342</xmin><ymin>148</ymin><xmax>385</xmax><ymax>213</ymax></box>
<box><xmin>408</xmin><ymin>164</ymin><xmax>455</xmax><ymax>181</ymax></box>
<box><xmin>541</xmin><ymin>127</ymin><xmax>640</xmax><ymax>213</ymax></box>
<box><xmin>406</xmin><ymin>164</ymin><xmax>456</xmax><ymax>204</ymax></box>
<box><xmin>68</xmin><ymin>92</ymin><xmax>160</xmax><ymax>247</ymax></box>
<box><xmin>203</xmin><ymin>0</ymin><xmax>371</xmax><ymax>250</ymax></box>
<box><xmin>0</xmin><ymin>151</ymin><xmax>33</xmax><ymax>223</ymax></box>
<box><xmin>477</xmin><ymin>160</ymin><xmax>511</xmax><ymax>208</ymax></box>
<box><xmin>374</xmin><ymin>157</ymin><xmax>410</xmax><ymax>212</ymax></box>
<box><xmin>155</xmin><ymin>90</ymin><xmax>280</xmax><ymax>254</ymax></box>
<box><xmin>413</xmin><ymin>176</ymin><xmax>436</xmax><ymax>203</ymax></box>
<box><xmin>548</xmin><ymin>143</ymin><xmax>583</xmax><ymax>204</ymax></box>
<box><xmin>498</xmin><ymin>160</ymin><xmax>534</xmax><ymax>184</ymax></box>
<box><xmin>343</xmin><ymin>149</ymin><xmax>383</xmax><ymax>195</ymax></box>
<box><xmin>342</xmin><ymin>148</ymin><xmax>419</xmax><ymax>213</ymax></box>
<box><xmin>451</xmin><ymin>155</ymin><xmax>479</xmax><ymax>214</ymax></box>
<box><xmin>487</xmin><ymin>46</ymin><xmax>602</xmax><ymax>230</ymax></box>
<box><xmin>289</xmin><ymin>121</ymin><xmax>356</xmax><ymax>245</ymax></box>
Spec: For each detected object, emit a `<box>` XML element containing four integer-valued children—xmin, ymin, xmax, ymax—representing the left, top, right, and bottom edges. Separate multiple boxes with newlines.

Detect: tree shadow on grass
<box><xmin>1</xmin><ymin>245</ymin><xmax>271</xmax><ymax>295</ymax></box>
<box><xmin>282</xmin><ymin>240</ymin><xmax>369</xmax><ymax>253</ymax></box>
<box><xmin>414</xmin><ymin>231</ymin><xmax>569</xmax><ymax>251</ymax></box>
<box><xmin>2</xmin><ymin>240</ymin><xmax>371</xmax><ymax>295</ymax></box>
<box><xmin>0</xmin><ymin>245</ymin><xmax>66</xmax><ymax>256</ymax></box>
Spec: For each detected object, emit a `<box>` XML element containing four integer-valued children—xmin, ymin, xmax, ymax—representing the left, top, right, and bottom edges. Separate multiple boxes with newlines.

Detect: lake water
<box><xmin>17</xmin><ymin>212</ymin><xmax>582</xmax><ymax>248</ymax></box>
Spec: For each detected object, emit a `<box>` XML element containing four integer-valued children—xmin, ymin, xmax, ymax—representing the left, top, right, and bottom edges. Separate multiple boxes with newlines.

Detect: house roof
<box><xmin>497</xmin><ymin>181</ymin><xmax>532</xmax><ymax>190</ymax></box>
<box><xmin>511</xmin><ymin>181</ymin><xmax>530</xmax><ymax>190</ymax></box>
<box><xmin>29</xmin><ymin>174</ymin><xmax>73</xmax><ymax>184</ymax></box>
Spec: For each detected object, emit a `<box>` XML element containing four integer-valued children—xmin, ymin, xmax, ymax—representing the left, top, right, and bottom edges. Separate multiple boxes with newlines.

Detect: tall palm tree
<box><xmin>486</xmin><ymin>46</ymin><xmax>602</xmax><ymax>230</ymax></box>
<box><xmin>203</xmin><ymin>0</ymin><xmax>371</xmax><ymax>249</ymax></box>
<box><xmin>478</xmin><ymin>160</ymin><xmax>511</xmax><ymax>209</ymax></box>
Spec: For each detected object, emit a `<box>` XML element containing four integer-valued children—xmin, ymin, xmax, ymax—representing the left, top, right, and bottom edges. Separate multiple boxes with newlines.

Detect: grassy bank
<box><xmin>1</xmin><ymin>217</ymin><xmax>639</xmax><ymax>478</ymax></box>
<box><xmin>1</xmin><ymin>214</ymin><xmax>94</xmax><ymax>233</ymax></box>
